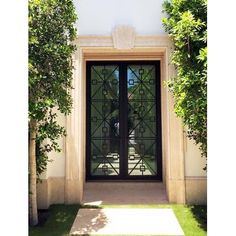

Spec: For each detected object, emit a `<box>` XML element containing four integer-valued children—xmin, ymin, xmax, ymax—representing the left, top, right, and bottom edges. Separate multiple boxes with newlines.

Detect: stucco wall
<box><xmin>74</xmin><ymin>0</ymin><xmax>167</xmax><ymax>35</ymax></box>
<box><xmin>46</xmin><ymin>137</ymin><xmax>65</xmax><ymax>178</ymax></box>
<box><xmin>184</xmin><ymin>136</ymin><xmax>207</xmax><ymax>204</ymax></box>
<box><xmin>37</xmin><ymin>111</ymin><xmax>66</xmax><ymax>208</ymax></box>
<box><xmin>41</xmin><ymin>111</ymin><xmax>66</xmax><ymax>179</ymax></box>
<box><xmin>184</xmin><ymin>137</ymin><xmax>207</xmax><ymax>177</ymax></box>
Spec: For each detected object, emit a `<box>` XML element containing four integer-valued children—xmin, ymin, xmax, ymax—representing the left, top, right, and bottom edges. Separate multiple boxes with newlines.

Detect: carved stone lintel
<box><xmin>112</xmin><ymin>25</ymin><xmax>136</xmax><ymax>49</ymax></box>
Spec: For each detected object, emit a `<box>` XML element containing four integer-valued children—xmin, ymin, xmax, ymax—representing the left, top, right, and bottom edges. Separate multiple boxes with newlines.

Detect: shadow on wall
<box><xmin>190</xmin><ymin>205</ymin><xmax>207</xmax><ymax>231</ymax></box>
<box><xmin>70</xmin><ymin>208</ymin><xmax>108</xmax><ymax>235</ymax></box>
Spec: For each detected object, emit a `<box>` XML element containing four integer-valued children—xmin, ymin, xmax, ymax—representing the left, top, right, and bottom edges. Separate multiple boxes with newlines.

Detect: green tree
<box><xmin>29</xmin><ymin>0</ymin><xmax>77</xmax><ymax>225</ymax></box>
<box><xmin>162</xmin><ymin>0</ymin><xmax>207</xmax><ymax>162</ymax></box>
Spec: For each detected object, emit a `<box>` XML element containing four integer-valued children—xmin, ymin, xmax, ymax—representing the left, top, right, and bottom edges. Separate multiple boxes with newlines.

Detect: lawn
<box><xmin>29</xmin><ymin>205</ymin><xmax>80</xmax><ymax>236</ymax></box>
<box><xmin>29</xmin><ymin>204</ymin><xmax>207</xmax><ymax>236</ymax></box>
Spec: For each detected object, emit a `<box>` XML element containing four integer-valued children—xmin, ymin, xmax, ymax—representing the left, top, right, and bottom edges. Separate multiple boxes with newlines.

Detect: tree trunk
<box><xmin>29</xmin><ymin>119</ymin><xmax>38</xmax><ymax>226</ymax></box>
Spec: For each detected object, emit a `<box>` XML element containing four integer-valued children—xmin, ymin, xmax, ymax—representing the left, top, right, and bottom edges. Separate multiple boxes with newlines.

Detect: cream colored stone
<box><xmin>65</xmin><ymin>180</ymin><xmax>81</xmax><ymax>203</ymax></box>
<box><xmin>71</xmin><ymin>35</ymin><xmax>186</xmax><ymax>204</ymax></box>
<box><xmin>48</xmin><ymin>177</ymin><xmax>65</xmax><ymax>204</ymax></box>
<box><xmin>160</xmin><ymin>55</ymin><xmax>169</xmax><ymax>188</ymax></box>
<box><xmin>76</xmin><ymin>35</ymin><xmax>172</xmax><ymax>48</ymax></box>
<box><xmin>37</xmin><ymin>180</ymin><xmax>49</xmax><ymax>209</ymax></box>
<box><xmin>37</xmin><ymin>177</ymin><xmax>65</xmax><ymax>209</ymax></box>
<box><xmin>185</xmin><ymin>177</ymin><xmax>207</xmax><ymax>204</ymax></box>
<box><xmin>168</xmin><ymin>180</ymin><xmax>186</xmax><ymax>204</ymax></box>
<box><xmin>82</xmin><ymin>182</ymin><xmax>168</xmax><ymax>205</ymax></box>
<box><xmin>164</xmin><ymin>93</ymin><xmax>186</xmax><ymax>203</ymax></box>
<box><xmin>64</xmin><ymin>56</ymin><xmax>83</xmax><ymax>204</ymax></box>
<box><xmin>112</xmin><ymin>25</ymin><xmax>136</xmax><ymax>49</ymax></box>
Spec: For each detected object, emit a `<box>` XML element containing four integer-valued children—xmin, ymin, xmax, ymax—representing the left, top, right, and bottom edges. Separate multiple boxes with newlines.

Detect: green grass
<box><xmin>29</xmin><ymin>204</ymin><xmax>207</xmax><ymax>236</ymax></box>
<box><xmin>171</xmin><ymin>205</ymin><xmax>207</xmax><ymax>236</ymax></box>
<box><xmin>29</xmin><ymin>205</ymin><xmax>80</xmax><ymax>236</ymax></box>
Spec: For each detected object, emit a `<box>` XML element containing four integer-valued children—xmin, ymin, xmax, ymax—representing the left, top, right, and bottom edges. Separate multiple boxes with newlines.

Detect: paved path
<box><xmin>70</xmin><ymin>208</ymin><xmax>184</xmax><ymax>236</ymax></box>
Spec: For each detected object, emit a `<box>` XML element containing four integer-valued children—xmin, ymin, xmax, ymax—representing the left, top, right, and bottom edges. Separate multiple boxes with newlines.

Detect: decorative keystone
<box><xmin>112</xmin><ymin>25</ymin><xmax>136</xmax><ymax>49</ymax></box>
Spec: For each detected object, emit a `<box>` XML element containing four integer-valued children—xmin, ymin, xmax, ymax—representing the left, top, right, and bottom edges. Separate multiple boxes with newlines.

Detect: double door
<box><xmin>86</xmin><ymin>61</ymin><xmax>162</xmax><ymax>180</ymax></box>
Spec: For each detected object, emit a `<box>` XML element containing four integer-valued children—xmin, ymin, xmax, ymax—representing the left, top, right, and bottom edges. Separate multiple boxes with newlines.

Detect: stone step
<box><xmin>82</xmin><ymin>182</ymin><xmax>168</xmax><ymax>205</ymax></box>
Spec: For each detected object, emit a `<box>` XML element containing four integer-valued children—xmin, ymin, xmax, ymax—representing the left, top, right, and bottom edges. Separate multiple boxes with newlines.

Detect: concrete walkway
<box><xmin>82</xmin><ymin>182</ymin><xmax>168</xmax><ymax>205</ymax></box>
<box><xmin>70</xmin><ymin>208</ymin><xmax>184</xmax><ymax>236</ymax></box>
<box><xmin>70</xmin><ymin>182</ymin><xmax>184</xmax><ymax>235</ymax></box>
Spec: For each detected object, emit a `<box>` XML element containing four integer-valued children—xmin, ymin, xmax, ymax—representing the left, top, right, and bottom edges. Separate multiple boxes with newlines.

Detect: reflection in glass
<box><xmin>89</xmin><ymin>63</ymin><xmax>159</xmax><ymax>177</ymax></box>
<box><xmin>90</xmin><ymin>65</ymin><xmax>120</xmax><ymax>176</ymax></box>
<box><xmin>127</xmin><ymin>65</ymin><xmax>157</xmax><ymax>176</ymax></box>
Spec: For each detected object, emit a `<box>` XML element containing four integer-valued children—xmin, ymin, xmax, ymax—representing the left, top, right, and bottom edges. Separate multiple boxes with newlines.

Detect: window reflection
<box><xmin>127</xmin><ymin>65</ymin><xmax>157</xmax><ymax>176</ymax></box>
<box><xmin>90</xmin><ymin>65</ymin><xmax>120</xmax><ymax>176</ymax></box>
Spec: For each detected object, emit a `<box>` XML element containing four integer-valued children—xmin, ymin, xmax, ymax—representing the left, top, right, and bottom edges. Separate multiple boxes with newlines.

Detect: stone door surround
<box><xmin>64</xmin><ymin>26</ymin><xmax>186</xmax><ymax>204</ymax></box>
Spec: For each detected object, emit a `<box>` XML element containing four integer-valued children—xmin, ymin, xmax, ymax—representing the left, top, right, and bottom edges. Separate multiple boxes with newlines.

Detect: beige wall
<box><xmin>185</xmin><ymin>177</ymin><xmax>207</xmax><ymax>204</ymax></box>
<box><xmin>184</xmin><ymin>136</ymin><xmax>207</xmax><ymax>177</ymax></box>
<box><xmin>184</xmin><ymin>134</ymin><xmax>207</xmax><ymax>204</ymax></box>
<box><xmin>37</xmin><ymin>177</ymin><xmax>65</xmax><ymax>209</ymax></box>
<box><xmin>37</xmin><ymin>111</ymin><xmax>67</xmax><ymax>208</ymax></box>
<box><xmin>39</xmin><ymin>110</ymin><xmax>66</xmax><ymax>179</ymax></box>
<box><xmin>46</xmin><ymin>136</ymin><xmax>65</xmax><ymax>178</ymax></box>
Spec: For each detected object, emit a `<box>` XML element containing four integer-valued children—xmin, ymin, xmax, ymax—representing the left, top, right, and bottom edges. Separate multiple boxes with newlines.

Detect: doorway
<box><xmin>86</xmin><ymin>61</ymin><xmax>162</xmax><ymax>180</ymax></box>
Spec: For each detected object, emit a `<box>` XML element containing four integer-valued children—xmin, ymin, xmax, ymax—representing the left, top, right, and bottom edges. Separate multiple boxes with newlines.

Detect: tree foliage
<box><xmin>29</xmin><ymin>0</ymin><xmax>77</xmax><ymax>176</ymax></box>
<box><xmin>162</xmin><ymin>0</ymin><xmax>207</xmax><ymax>161</ymax></box>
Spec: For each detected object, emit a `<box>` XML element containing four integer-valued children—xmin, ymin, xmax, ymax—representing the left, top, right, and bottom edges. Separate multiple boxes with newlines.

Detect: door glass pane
<box><xmin>127</xmin><ymin>65</ymin><xmax>157</xmax><ymax>176</ymax></box>
<box><xmin>90</xmin><ymin>65</ymin><xmax>120</xmax><ymax>176</ymax></box>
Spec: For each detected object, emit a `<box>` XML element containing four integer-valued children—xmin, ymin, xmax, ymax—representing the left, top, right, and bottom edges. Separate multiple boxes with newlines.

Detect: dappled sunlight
<box><xmin>55</xmin><ymin>211</ymin><xmax>71</xmax><ymax>223</ymax></box>
<box><xmin>70</xmin><ymin>208</ymin><xmax>184</xmax><ymax>235</ymax></box>
<box><xmin>30</xmin><ymin>204</ymin><xmax>206</xmax><ymax>236</ymax></box>
<box><xmin>70</xmin><ymin>209</ymin><xmax>108</xmax><ymax>235</ymax></box>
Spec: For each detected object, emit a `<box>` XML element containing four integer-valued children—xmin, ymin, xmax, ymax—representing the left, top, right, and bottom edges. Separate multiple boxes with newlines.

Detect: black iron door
<box><xmin>86</xmin><ymin>61</ymin><xmax>162</xmax><ymax>180</ymax></box>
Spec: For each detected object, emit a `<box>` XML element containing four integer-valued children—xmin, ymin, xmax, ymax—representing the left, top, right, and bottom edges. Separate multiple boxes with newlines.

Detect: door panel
<box><xmin>127</xmin><ymin>65</ymin><xmax>158</xmax><ymax>176</ymax></box>
<box><xmin>87</xmin><ymin>61</ymin><xmax>162</xmax><ymax>180</ymax></box>
<box><xmin>90</xmin><ymin>65</ymin><xmax>120</xmax><ymax>176</ymax></box>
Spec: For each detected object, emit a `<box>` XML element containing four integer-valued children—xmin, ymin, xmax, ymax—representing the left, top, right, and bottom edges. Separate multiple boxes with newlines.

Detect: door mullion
<box><xmin>123</xmin><ymin>63</ymin><xmax>128</xmax><ymax>177</ymax></box>
<box><xmin>119</xmin><ymin>63</ymin><xmax>124</xmax><ymax>177</ymax></box>
<box><xmin>119</xmin><ymin>63</ymin><xmax>128</xmax><ymax>178</ymax></box>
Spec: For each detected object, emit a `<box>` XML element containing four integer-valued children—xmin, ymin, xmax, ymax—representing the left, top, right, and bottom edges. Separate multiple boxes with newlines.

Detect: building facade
<box><xmin>37</xmin><ymin>0</ymin><xmax>207</xmax><ymax>208</ymax></box>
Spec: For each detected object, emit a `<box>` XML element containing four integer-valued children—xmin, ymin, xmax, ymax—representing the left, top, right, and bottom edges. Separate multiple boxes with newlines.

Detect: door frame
<box><xmin>86</xmin><ymin>60</ymin><xmax>162</xmax><ymax>181</ymax></box>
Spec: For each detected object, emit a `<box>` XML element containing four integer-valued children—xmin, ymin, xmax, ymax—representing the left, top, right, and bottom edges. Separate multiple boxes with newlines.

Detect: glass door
<box><xmin>127</xmin><ymin>65</ymin><xmax>158</xmax><ymax>176</ymax></box>
<box><xmin>88</xmin><ymin>64</ymin><xmax>120</xmax><ymax>176</ymax></box>
<box><xmin>86</xmin><ymin>61</ymin><xmax>162</xmax><ymax>180</ymax></box>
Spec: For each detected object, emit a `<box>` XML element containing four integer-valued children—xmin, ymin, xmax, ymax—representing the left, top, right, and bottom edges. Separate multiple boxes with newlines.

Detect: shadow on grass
<box><xmin>80</xmin><ymin>204</ymin><xmax>102</xmax><ymax>209</ymax></box>
<box><xmin>30</xmin><ymin>204</ymin><xmax>207</xmax><ymax>236</ymax></box>
<box><xmin>29</xmin><ymin>204</ymin><xmax>106</xmax><ymax>236</ymax></box>
<box><xmin>189</xmin><ymin>205</ymin><xmax>207</xmax><ymax>231</ymax></box>
<box><xmin>29</xmin><ymin>204</ymin><xmax>80</xmax><ymax>236</ymax></box>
